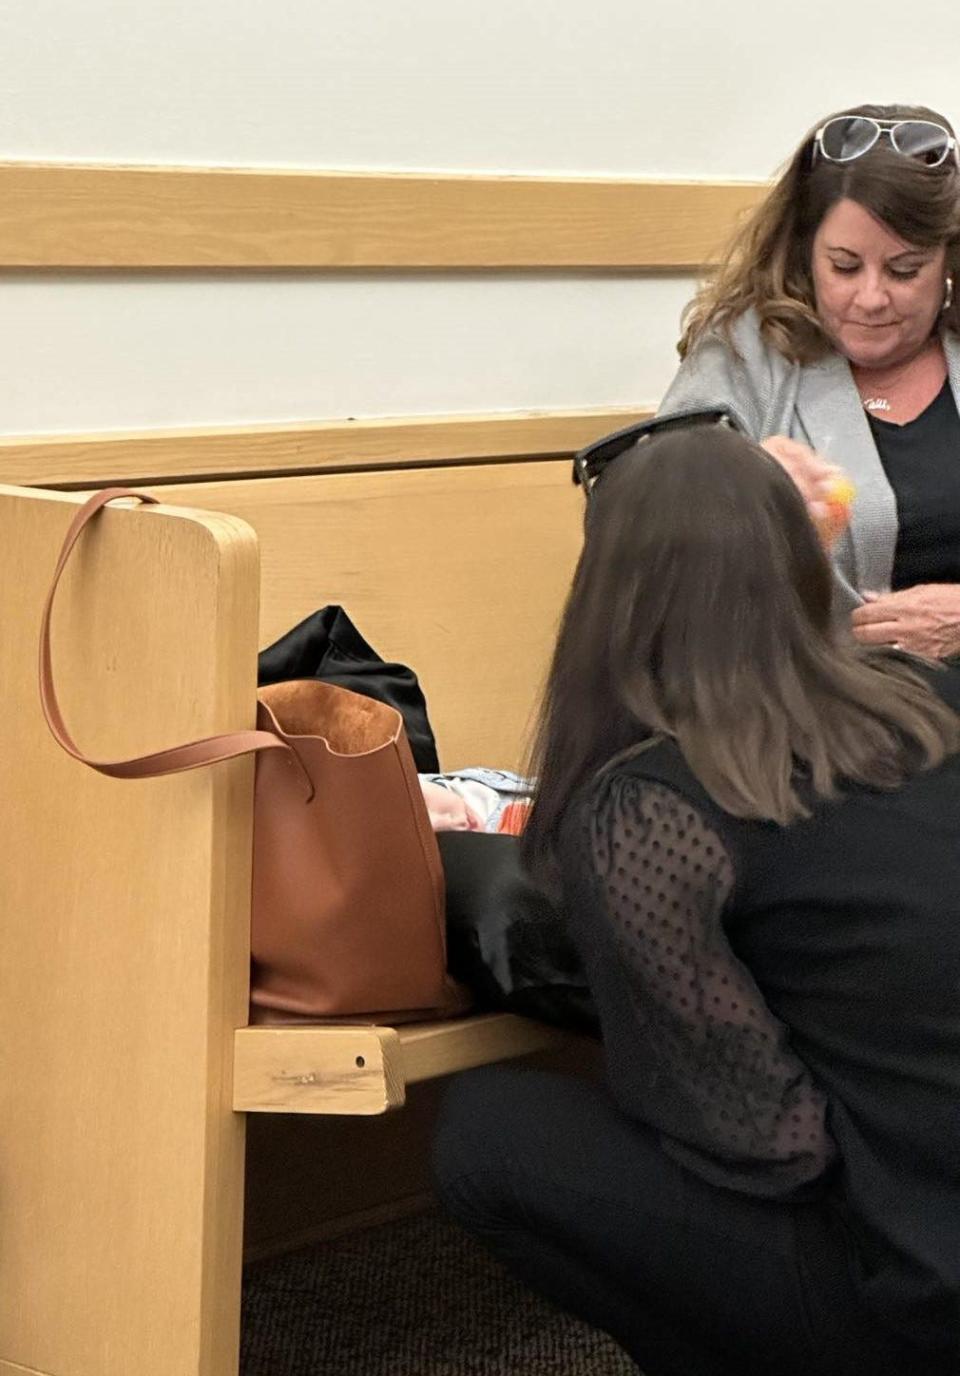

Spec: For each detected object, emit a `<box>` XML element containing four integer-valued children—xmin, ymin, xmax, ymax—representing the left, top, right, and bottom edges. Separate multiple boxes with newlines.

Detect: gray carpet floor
<box><xmin>241</xmin><ymin>1209</ymin><xmax>639</xmax><ymax>1375</ymax></box>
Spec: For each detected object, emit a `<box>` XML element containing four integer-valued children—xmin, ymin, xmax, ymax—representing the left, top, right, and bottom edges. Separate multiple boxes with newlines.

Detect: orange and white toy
<box><xmin>816</xmin><ymin>473</ymin><xmax>856</xmax><ymax>547</ymax></box>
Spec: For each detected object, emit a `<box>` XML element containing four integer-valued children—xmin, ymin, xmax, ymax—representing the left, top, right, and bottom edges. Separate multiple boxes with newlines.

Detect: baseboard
<box><xmin>243</xmin><ymin>1190</ymin><xmax>435</xmax><ymax>1264</ymax></box>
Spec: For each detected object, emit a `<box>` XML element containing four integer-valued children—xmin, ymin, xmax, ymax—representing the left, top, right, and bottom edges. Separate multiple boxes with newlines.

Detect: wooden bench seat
<box><xmin>0</xmin><ymin>442</ymin><xmax>586</xmax><ymax>1376</ymax></box>
<box><xmin>234</xmin><ymin>1013</ymin><xmax>569</xmax><ymax>1115</ymax></box>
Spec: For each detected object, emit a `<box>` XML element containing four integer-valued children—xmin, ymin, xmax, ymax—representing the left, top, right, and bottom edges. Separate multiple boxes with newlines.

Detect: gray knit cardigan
<box><xmin>658</xmin><ymin>309</ymin><xmax>960</xmax><ymax>613</ymax></box>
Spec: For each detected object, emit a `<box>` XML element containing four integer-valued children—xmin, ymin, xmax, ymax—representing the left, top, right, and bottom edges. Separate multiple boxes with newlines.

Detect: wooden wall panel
<box><xmin>0</xmin><ymin>162</ymin><xmax>764</xmax><ymax>269</ymax></box>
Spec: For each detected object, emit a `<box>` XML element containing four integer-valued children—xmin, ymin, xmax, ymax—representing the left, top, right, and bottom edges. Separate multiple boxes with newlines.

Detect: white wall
<box><xmin>3</xmin><ymin>0</ymin><xmax>960</xmax><ymax>434</ymax></box>
<box><xmin>0</xmin><ymin>273</ymin><xmax>692</xmax><ymax>433</ymax></box>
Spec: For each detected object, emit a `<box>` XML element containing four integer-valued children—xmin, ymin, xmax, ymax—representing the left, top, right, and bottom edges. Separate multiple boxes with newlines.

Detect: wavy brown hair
<box><xmin>679</xmin><ymin>103</ymin><xmax>960</xmax><ymax>364</ymax></box>
<box><xmin>523</xmin><ymin>426</ymin><xmax>960</xmax><ymax>895</ymax></box>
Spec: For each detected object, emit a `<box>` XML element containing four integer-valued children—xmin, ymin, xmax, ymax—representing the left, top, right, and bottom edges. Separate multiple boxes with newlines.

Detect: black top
<box><xmin>559</xmin><ymin>671</ymin><xmax>960</xmax><ymax>1354</ymax></box>
<box><xmin>868</xmin><ymin>380</ymin><xmax>960</xmax><ymax>589</ymax></box>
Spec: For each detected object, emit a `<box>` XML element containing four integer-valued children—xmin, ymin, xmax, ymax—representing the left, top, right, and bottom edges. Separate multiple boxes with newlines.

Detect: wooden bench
<box><xmin>0</xmin><ymin>443</ymin><xmax>591</xmax><ymax>1376</ymax></box>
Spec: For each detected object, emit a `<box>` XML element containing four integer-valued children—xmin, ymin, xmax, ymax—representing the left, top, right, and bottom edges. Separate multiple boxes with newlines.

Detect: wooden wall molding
<box><xmin>0</xmin><ymin>163</ymin><xmax>764</xmax><ymax>269</ymax></box>
<box><xmin>0</xmin><ymin>406</ymin><xmax>652</xmax><ymax>488</ymax></box>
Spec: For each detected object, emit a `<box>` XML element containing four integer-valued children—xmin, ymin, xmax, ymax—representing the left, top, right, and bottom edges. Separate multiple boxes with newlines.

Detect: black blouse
<box><xmin>868</xmin><ymin>380</ymin><xmax>960</xmax><ymax>589</ymax></box>
<box><xmin>559</xmin><ymin>686</ymin><xmax>960</xmax><ymax>1354</ymax></box>
<box><xmin>573</xmin><ymin>775</ymin><xmax>835</xmax><ymax>1195</ymax></box>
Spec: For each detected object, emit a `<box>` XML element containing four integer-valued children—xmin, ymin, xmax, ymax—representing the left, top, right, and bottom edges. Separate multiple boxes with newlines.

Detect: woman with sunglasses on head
<box><xmin>432</xmin><ymin>420</ymin><xmax>960</xmax><ymax>1375</ymax></box>
<box><xmin>659</xmin><ymin>103</ymin><xmax>960</xmax><ymax>658</ymax></box>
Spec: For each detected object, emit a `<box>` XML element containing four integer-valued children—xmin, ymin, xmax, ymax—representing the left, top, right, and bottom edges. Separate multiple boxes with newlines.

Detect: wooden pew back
<box><xmin>148</xmin><ymin>460</ymin><xmax>584</xmax><ymax>770</ymax></box>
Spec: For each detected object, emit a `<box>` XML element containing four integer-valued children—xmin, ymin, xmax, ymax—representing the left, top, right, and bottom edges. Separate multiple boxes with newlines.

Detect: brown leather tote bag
<box><xmin>40</xmin><ymin>488</ymin><xmax>467</xmax><ymax>1023</ymax></box>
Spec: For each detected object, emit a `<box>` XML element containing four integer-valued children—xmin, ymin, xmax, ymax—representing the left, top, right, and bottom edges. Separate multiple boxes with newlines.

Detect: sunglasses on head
<box><xmin>573</xmin><ymin>408</ymin><xmax>741</xmax><ymax>500</ymax></box>
<box><xmin>812</xmin><ymin>115</ymin><xmax>959</xmax><ymax>170</ymax></box>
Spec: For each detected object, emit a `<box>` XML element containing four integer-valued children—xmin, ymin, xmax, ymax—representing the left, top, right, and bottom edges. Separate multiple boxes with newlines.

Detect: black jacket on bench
<box><xmin>258</xmin><ymin>605</ymin><xmax>440</xmax><ymax>772</ymax></box>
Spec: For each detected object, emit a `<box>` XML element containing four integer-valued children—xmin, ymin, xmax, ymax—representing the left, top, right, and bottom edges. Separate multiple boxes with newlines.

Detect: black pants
<box><xmin>431</xmin><ymin>1066</ymin><xmax>949</xmax><ymax>1376</ymax></box>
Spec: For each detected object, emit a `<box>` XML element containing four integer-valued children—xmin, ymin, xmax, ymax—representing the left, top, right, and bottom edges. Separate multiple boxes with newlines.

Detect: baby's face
<box><xmin>420</xmin><ymin>780</ymin><xmax>483</xmax><ymax>832</ymax></box>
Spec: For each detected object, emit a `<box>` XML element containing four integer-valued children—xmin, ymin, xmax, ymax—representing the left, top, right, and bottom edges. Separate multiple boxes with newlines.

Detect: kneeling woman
<box><xmin>432</xmin><ymin>421</ymin><xmax>960</xmax><ymax>1376</ymax></box>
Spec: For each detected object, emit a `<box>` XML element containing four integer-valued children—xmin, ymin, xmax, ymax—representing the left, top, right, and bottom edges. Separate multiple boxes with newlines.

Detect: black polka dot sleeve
<box><xmin>583</xmin><ymin>774</ymin><xmax>837</xmax><ymax>1195</ymax></box>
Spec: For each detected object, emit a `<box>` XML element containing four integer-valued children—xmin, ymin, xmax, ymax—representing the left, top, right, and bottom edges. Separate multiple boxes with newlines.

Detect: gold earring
<box><xmin>945</xmin><ymin>275</ymin><xmax>954</xmax><ymax>313</ymax></box>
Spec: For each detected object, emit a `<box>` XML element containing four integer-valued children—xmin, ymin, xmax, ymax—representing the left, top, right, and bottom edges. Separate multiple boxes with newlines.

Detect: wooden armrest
<box><xmin>232</xmin><ymin>1013</ymin><xmax>571</xmax><ymax>1116</ymax></box>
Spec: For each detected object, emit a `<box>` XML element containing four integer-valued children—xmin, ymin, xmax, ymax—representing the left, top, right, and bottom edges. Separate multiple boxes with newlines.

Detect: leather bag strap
<box><xmin>39</xmin><ymin>488</ymin><xmax>294</xmax><ymax>781</ymax></box>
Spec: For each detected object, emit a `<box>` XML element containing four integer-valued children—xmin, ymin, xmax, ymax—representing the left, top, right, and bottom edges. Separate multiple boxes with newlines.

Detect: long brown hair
<box><xmin>523</xmin><ymin>426</ymin><xmax>960</xmax><ymax>893</ymax></box>
<box><xmin>679</xmin><ymin>103</ymin><xmax>960</xmax><ymax>364</ymax></box>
